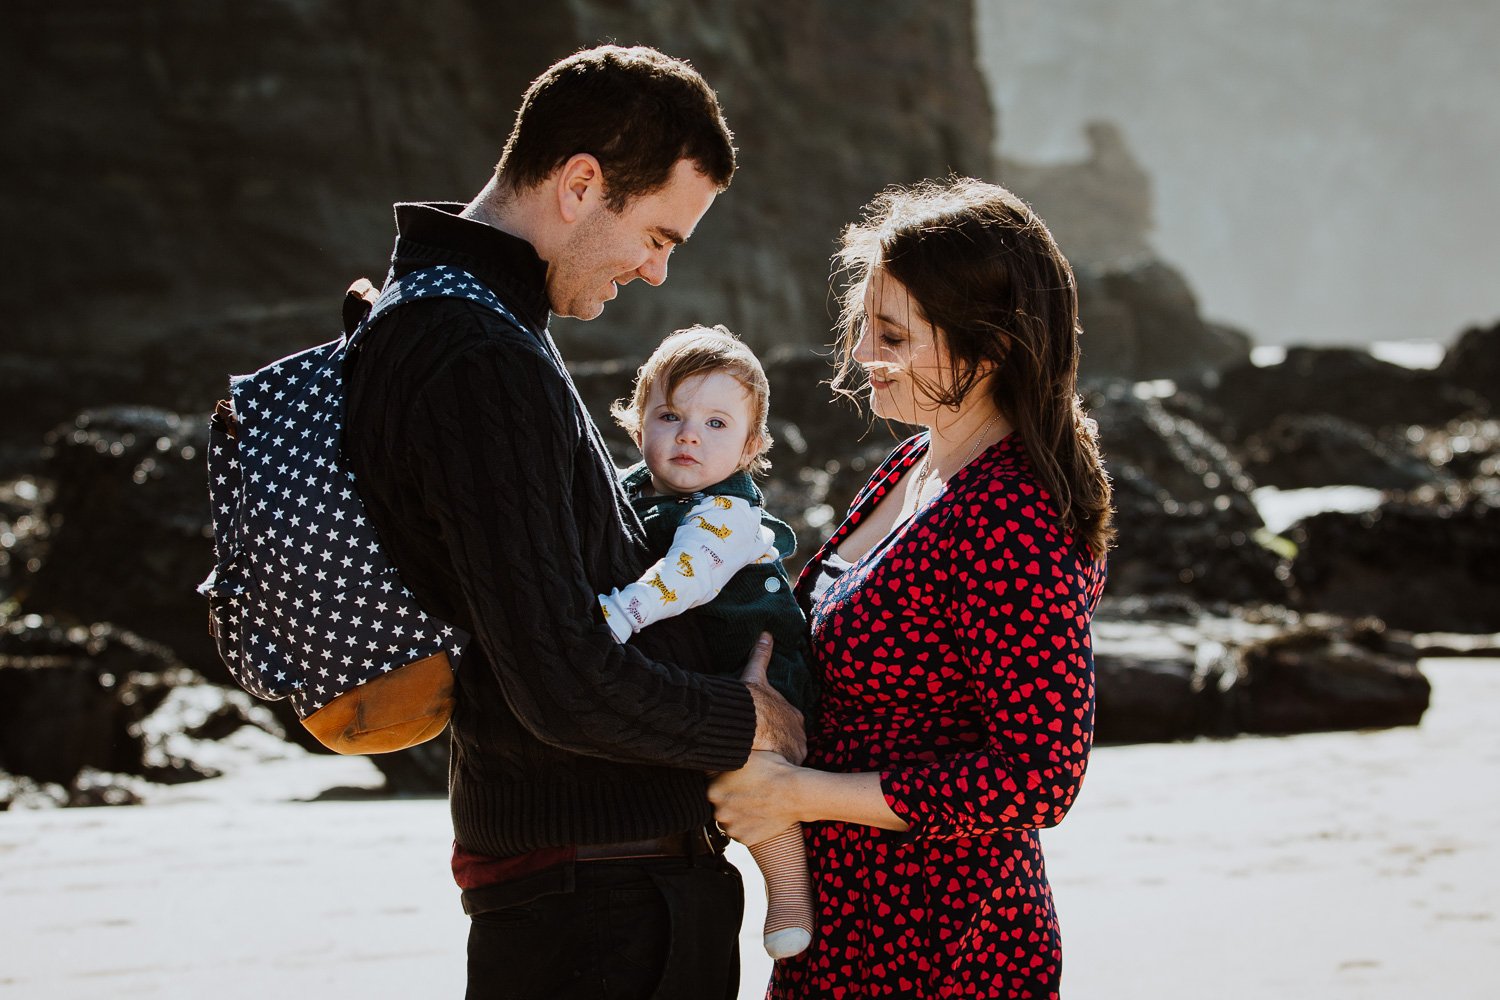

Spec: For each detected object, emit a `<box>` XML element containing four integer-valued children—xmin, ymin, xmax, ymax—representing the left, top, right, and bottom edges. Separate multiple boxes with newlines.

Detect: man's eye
<box><xmin>650</xmin><ymin>238</ymin><xmax>666</xmax><ymax>250</ymax></box>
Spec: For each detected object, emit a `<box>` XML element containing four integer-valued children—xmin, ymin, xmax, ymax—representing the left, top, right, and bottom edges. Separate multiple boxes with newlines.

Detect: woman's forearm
<box><xmin>791</xmin><ymin>768</ymin><xmax>910</xmax><ymax>833</ymax></box>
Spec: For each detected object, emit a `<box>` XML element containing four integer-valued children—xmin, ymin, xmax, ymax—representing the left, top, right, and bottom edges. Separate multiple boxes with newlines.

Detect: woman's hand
<box><xmin>708</xmin><ymin>750</ymin><xmax>804</xmax><ymax>847</ymax></box>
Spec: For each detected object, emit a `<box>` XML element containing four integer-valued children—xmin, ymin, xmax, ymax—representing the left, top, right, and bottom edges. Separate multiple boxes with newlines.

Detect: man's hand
<box><xmin>742</xmin><ymin>632</ymin><xmax>806</xmax><ymax>764</ymax></box>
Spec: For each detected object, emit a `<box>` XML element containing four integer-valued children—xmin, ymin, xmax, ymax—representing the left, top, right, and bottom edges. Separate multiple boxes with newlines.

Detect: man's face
<box><xmin>548</xmin><ymin>159</ymin><xmax>719</xmax><ymax>320</ymax></box>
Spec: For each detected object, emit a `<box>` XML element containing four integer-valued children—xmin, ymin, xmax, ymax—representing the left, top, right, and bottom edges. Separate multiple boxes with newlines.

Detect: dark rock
<box><xmin>1289</xmin><ymin>499</ymin><xmax>1500</xmax><ymax>633</ymax></box>
<box><xmin>0</xmin><ymin>617</ymin><xmax>182</xmax><ymax>784</ymax></box>
<box><xmin>1235</xmin><ymin>624</ymin><xmax>1430</xmax><ymax>734</ymax></box>
<box><xmin>1089</xmin><ymin>385</ymin><xmax>1289</xmax><ymax>605</ymax></box>
<box><xmin>1093</xmin><ymin>608</ymin><xmax>1429</xmax><ymax>743</ymax></box>
<box><xmin>1000</xmin><ymin>121</ymin><xmax>1155</xmax><ymax>270</ymax></box>
<box><xmin>4</xmin><ymin>1</ymin><xmax>996</xmax><ymax>452</ymax></box>
<box><xmin>1207</xmin><ymin>348</ymin><xmax>1487</xmax><ymax>442</ymax></box>
<box><xmin>1076</xmin><ymin>262</ymin><xmax>1253</xmax><ymax>383</ymax></box>
<box><xmin>368</xmin><ymin>737</ymin><xmax>450</xmax><ymax>797</ymax></box>
<box><xmin>1406</xmin><ymin>418</ymin><xmax>1500</xmax><ymax>493</ymax></box>
<box><xmin>0</xmin><ymin>476</ymin><xmax>52</xmax><ymax>609</ymax></box>
<box><xmin>20</xmin><ymin>407</ymin><xmax>219</xmax><ymax>680</ymax></box>
<box><xmin>1437</xmin><ymin>319</ymin><xmax>1500</xmax><ymax>411</ymax></box>
<box><xmin>1240</xmin><ymin>415</ymin><xmax>1449</xmax><ymax>491</ymax></box>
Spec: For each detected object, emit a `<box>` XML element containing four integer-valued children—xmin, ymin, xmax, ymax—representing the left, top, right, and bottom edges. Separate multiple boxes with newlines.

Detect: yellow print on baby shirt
<box><xmin>647</xmin><ymin>573</ymin><xmax>678</xmax><ymax>603</ymax></box>
<box><xmin>692</xmin><ymin>516</ymin><xmax>732</xmax><ymax>540</ymax></box>
<box><xmin>677</xmin><ymin>552</ymin><xmax>695</xmax><ymax>577</ymax></box>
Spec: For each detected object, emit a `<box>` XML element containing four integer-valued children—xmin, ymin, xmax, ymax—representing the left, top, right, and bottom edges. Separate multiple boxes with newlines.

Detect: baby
<box><xmin>599</xmin><ymin>324</ymin><xmax>818</xmax><ymax>959</ymax></box>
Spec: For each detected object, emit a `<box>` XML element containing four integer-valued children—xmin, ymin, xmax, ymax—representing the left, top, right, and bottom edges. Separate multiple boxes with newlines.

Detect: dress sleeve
<box><xmin>407</xmin><ymin>337</ymin><xmax>756</xmax><ymax>772</ymax></box>
<box><xmin>599</xmin><ymin>495</ymin><xmax>775</xmax><ymax>642</ymax></box>
<box><xmin>879</xmin><ymin>488</ymin><xmax>1098</xmax><ymax>839</ymax></box>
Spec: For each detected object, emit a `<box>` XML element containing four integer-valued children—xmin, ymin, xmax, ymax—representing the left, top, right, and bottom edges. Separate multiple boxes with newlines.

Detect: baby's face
<box><xmin>638</xmin><ymin>370</ymin><xmax>758</xmax><ymax>495</ymax></box>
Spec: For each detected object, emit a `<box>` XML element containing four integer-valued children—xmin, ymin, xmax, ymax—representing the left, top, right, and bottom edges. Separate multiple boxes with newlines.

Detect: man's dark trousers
<box><xmin>465</xmin><ymin>853</ymin><xmax>743</xmax><ymax>999</ymax></box>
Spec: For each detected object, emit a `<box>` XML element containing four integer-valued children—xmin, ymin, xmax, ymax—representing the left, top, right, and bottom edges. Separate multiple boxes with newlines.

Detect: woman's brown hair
<box><xmin>831</xmin><ymin>177</ymin><xmax>1114</xmax><ymax>555</ymax></box>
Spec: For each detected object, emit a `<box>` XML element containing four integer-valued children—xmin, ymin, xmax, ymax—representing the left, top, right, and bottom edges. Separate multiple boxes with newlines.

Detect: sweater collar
<box><xmin>388</xmin><ymin>202</ymin><xmax>552</xmax><ymax>332</ymax></box>
<box><xmin>620</xmin><ymin>462</ymin><xmax>763</xmax><ymax>506</ymax></box>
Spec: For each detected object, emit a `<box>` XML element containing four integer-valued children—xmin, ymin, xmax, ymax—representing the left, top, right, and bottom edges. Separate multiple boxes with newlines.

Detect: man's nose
<box><xmin>638</xmin><ymin>248</ymin><xmax>670</xmax><ymax>287</ymax></box>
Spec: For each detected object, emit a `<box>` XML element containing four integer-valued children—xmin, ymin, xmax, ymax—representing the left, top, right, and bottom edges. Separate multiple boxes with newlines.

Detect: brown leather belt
<box><xmin>574</xmin><ymin>826</ymin><xmax>727</xmax><ymax>862</ymax></box>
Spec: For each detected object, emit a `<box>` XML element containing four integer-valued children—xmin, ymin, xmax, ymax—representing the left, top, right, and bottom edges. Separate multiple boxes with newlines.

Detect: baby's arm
<box><xmin>599</xmin><ymin>495</ymin><xmax>777</xmax><ymax>642</ymax></box>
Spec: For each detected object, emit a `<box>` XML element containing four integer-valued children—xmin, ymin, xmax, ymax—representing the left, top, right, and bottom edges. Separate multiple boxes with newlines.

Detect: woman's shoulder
<box><xmin>936</xmin><ymin>436</ymin><xmax>1073</xmax><ymax>550</ymax></box>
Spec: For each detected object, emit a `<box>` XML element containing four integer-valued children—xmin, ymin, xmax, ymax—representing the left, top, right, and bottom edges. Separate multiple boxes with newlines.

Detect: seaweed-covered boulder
<box><xmin>1240</xmin><ymin>414</ymin><xmax>1449</xmax><ymax>491</ymax></box>
<box><xmin>1092</xmin><ymin>601</ymin><xmax>1429</xmax><ymax>743</ymax></box>
<box><xmin>1289</xmin><ymin>498</ymin><xmax>1500</xmax><ymax>633</ymax></box>
<box><xmin>1209</xmin><ymin>348</ymin><xmax>1486</xmax><ymax>441</ymax></box>
<box><xmin>1089</xmin><ymin>385</ymin><xmax>1288</xmax><ymax>605</ymax></box>
<box><xmin>1234</xmin><ymin>625</ymin><xmax>1429</xmax><ymax>733</ymax></box>
<box><xmin>0</xmin><ymin>617</ymin><xmax>200</xmax><ymax>785</ymax></box>
<box><xmin>20</xmin><ymin>407</ymin><xmax>218</xmax><ymax>679</ymax></box>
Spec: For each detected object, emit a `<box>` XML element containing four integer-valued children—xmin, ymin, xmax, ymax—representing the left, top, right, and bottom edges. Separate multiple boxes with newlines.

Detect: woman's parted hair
<box><xmin>611</xmin><ymin>325</ymin><xmax>774</xmax><ymax>477</ymax></box>
<box><xmin>832</xmin><ymin>177</ymin><xmax>1115</xmax><ymax>555</ymax></box>
<box><xmin>497</xmin><ymin>45</ymin><xmax>737</xmax><ymax>210</ymax></box>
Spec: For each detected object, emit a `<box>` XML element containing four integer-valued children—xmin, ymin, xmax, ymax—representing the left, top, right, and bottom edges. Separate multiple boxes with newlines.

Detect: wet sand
<box><xmin>1</xmin><ymin>658</ymin><xmax>1495</xmax><ymax>999</ymax></box>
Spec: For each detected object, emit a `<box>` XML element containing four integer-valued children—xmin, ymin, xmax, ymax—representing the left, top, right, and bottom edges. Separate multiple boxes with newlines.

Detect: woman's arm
<box><xmin>709</xmin><ymin>751</ymin><xmax>908</xmax><ymax>846</ymax></box>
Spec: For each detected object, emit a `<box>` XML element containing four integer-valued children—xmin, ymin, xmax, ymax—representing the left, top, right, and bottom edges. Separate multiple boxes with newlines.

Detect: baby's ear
<box><xmin>741</xmin><ymin>431</ymin><xmax>766</xmax><ymax>466</ymax></box>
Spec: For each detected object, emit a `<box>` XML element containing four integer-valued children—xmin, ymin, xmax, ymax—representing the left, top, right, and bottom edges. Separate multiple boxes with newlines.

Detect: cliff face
<box><xmin>1</xmin><ymin>0</ymin><xmax>994</xmax><ymax>450</ymax></box>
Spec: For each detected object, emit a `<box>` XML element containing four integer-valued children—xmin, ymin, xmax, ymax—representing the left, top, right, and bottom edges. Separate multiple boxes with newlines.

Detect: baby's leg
<box><xmin>748</xmin><ymin>825</ymin><xmax>813</xmax><ymax>958</ymax></box>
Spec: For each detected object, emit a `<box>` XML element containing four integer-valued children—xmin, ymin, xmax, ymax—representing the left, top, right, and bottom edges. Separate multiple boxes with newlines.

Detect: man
<box><xmin>342</xmin><ymin>45</ymin><xmax>804</xmax><ymax>999</ymax></box>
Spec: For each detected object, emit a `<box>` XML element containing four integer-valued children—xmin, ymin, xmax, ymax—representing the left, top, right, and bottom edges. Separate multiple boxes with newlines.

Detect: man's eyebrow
<box><xmin>653</xmin><ymin>226</ymin><xmax>688</xmax><ymax>245</ymax></box>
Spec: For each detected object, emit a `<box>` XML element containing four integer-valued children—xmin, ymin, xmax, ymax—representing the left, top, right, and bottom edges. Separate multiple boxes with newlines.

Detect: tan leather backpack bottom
<box><xmin>302</xmin><ymin>651</ymin><xmax>455</xmax><ymax>754</ymax></box>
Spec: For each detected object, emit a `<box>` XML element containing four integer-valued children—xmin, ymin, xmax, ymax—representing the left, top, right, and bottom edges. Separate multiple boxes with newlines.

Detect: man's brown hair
<box><xmin>497</xmin><ymin>45</ymin><xmax>737</xmax><ymax>210</ymax></box>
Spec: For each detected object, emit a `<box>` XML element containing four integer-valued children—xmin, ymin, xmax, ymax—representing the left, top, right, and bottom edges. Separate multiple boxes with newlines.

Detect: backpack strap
<box><xmin>348</xmin><ymin>265</ymin><xmax>527</xmax><ymax>346</ymax></box>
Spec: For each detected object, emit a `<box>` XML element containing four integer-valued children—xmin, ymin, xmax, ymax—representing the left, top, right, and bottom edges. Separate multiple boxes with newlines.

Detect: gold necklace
<box><xmin>912</xmin><ymin>412</ymin><xmax>1001</xmax><ymax>504</ymax></box>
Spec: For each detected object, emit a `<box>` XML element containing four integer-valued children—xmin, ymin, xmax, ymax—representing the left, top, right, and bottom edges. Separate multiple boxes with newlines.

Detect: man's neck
<box><xmin>461</xmin><ymin>175</ymin><xmax>533</xmax><ymax>245</ymax></box>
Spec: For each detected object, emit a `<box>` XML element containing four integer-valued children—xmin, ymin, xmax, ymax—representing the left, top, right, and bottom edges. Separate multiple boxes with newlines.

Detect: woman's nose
<box><xmin>852</xmin><ymin>323</ymin><xmax>876</xmax><ymax>363</ymax></box>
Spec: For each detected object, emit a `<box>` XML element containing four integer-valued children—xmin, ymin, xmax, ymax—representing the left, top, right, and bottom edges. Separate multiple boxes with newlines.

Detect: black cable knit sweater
<box><xmin>343</xmin><ymin>202</ymin><xmax>757</xmax><ymax>862</ymax></box>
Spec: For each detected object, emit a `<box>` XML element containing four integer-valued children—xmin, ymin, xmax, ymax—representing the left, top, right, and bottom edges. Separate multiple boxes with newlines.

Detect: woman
<box><xmin>709</xmin><ymin>177</ymin><xmax>1113</xmax><ymax>998</ymax></box>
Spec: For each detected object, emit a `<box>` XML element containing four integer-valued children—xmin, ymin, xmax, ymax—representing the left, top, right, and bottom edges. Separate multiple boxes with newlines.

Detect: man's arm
<box><xmin>409</xmin><ymin>337</ymin><xmax>799</xmax><ymax>769</ymax></box>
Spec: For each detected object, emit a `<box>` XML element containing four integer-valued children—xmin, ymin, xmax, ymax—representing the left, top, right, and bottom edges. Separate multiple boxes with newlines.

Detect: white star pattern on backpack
<box><xmin>200</xmin><ymin>266</ymin><xmax>523</xmax><ymax>721</ymax></box>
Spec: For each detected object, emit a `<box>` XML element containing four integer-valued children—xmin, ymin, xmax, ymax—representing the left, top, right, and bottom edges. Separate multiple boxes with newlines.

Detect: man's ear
<box><xmin>555</xmin><ymin>153</ymin><xmax>605</xmax><ymax>224</ymax></box>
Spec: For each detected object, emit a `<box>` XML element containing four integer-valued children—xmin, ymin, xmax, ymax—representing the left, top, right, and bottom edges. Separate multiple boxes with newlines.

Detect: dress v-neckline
<box><xmin>832</xmin><ymin>432</ymin><xmax>1013</xmax><ymax>570</ymax></box>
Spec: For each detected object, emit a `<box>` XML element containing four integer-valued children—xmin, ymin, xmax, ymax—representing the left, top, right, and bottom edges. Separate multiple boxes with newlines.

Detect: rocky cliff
<box><xmin>2</xmin><ymin>0</ymin><xmax>995</xmax><ymax>458</ymax></box>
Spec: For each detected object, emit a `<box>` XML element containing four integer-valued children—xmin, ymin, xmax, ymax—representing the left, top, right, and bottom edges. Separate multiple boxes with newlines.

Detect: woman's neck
<box><xmin>924</xmin><ymin>404</ymin><xmax>1011</xmax><ymax>477</ymax></box>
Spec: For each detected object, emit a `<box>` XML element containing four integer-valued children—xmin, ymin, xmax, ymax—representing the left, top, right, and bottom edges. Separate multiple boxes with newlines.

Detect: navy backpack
<box><xmin>199</xmin><ymin>265</ymin><xmax>522</xmax><ymax>753</ymax></box>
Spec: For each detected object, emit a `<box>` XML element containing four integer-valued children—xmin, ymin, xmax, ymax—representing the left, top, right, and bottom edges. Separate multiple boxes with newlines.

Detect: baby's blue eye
<box><xmin>659</xmin><ymin>412</ymin><xmax>680</xmax><ymax>422</ymax></box>
<box><xmin>707</xmin><ymin>418</ymin><xmax>726</xmax><ymax>429</ymax></box>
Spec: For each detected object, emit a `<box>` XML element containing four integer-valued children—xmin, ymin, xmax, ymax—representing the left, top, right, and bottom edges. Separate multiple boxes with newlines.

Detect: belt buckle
<box><xmin>698</xmin><ymin>824</ymin><xmax>730</xmax><ymax>856</ymax></box>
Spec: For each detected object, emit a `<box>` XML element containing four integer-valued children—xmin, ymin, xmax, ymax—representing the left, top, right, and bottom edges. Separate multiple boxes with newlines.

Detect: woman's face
<box><xmin>852</xmin><ymin>268</ymin><xmax>957</xmax><ymax>426</ymax></box>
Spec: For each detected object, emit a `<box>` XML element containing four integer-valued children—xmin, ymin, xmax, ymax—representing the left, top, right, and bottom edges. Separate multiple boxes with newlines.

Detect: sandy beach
<box><xmin>3</xmin><ymin>657</ymin><xmax>1496</xmax><ymax>999</ymax></box>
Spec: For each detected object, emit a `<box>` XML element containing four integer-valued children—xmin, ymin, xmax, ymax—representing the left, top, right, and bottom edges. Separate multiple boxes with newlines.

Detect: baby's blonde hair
<box><xmin>611</xmin><ymin>324</ymin><xmax>774</xmax><ymax>476</ymax></box>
